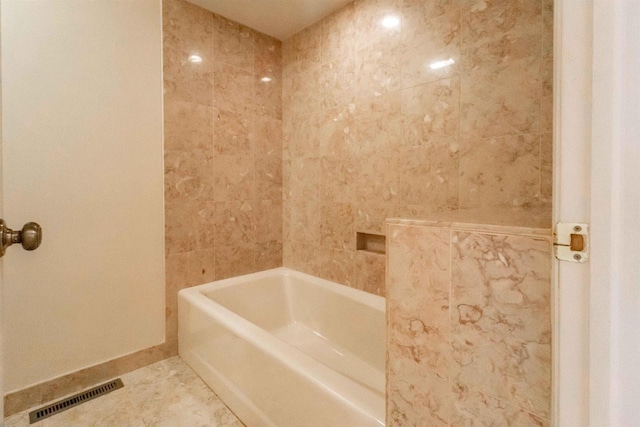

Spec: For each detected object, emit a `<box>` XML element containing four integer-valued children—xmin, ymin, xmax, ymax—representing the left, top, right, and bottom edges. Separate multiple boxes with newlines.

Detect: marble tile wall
<box><xmin>387</xmin><ymin>219</ymin><xmax>552</xmax><ymax>426</ymax></box>
<box><xmin>163</xmin><ymin>0</ymin><xmax>283</xmax><ymax>349</ymax></box>
<box><xmin>281</xmin><ymin>0</ymin><xmax>554</xmax><ymax>296</ymax></box>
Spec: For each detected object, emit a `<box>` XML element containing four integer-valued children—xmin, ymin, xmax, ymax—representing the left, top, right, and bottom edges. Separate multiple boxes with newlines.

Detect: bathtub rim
<box><xmin>184</xmin><ymin>267</ymin><xmax>385</xmax><ymax>312</ymax></box>
<box><xmin>178</xmin><ymin>267</ymin><xmax>386</xmax><ymax>426</ymax></box>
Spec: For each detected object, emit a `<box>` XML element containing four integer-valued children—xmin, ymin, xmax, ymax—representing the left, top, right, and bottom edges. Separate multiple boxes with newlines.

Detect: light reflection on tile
<box><xmin>282</xmin><ymin>0</ymin><xmax>552</xmax><ymax>307</ymax></box>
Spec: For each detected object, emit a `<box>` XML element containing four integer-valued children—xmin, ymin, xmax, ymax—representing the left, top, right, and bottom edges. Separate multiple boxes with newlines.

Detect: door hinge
<box><xmin>554</xmin><ymin>222</ymin><xmax>589</xmax><ymax>262</ymax></box>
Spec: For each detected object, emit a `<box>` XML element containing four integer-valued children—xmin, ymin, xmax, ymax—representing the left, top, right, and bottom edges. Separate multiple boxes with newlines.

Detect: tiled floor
<box><xmin>4</xmin><ymin>357</ymin><xmax>245</xmax><ymax>427</ymax></box>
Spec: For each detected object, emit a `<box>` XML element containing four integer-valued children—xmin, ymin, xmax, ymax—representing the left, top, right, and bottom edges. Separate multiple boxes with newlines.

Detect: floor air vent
<box><xmin>29</xmin><ymin>378</ymin><xmax>124</xmax><ymax>424</ymax></box>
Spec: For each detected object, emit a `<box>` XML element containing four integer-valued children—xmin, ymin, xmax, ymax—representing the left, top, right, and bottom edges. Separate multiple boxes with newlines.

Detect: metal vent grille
<box><xmin>29</xmin><ymin>378</ymin><xmax>124</xmax><ymax>424</ymax></box>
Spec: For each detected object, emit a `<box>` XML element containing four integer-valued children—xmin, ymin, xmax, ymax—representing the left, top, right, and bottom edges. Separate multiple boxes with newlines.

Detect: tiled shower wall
<box><xmin>281</xmin><ymin>0</ymin><xmax>553</xmax><ymax>295</ymax></box>
<box><xmin>163</xmin><ymin>0</ymin><xmax>283</xmax><ymax>350</ymax></box>
<box><xmin>387</xmin><ymin>220</ymin><xmax>552</xmax><ymax>425</ymax></box>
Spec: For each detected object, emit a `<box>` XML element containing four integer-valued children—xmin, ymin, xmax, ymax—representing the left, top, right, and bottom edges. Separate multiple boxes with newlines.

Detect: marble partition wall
<box><xmin>387</xmin><ymin>218</ymin><xmax>552</xmax><ymax>426</ymax></box>
<box><xmin>281</xmin><ymin>0</ymin><xmax>554</xmax><ymax>296</ymax></box>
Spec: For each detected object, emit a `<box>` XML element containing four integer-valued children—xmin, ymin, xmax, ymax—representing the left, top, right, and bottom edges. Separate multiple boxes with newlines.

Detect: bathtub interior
<box><xmin>202</xmin><ymin>271</ymin><xmax>386</xmax><ymax>397</ymax></box>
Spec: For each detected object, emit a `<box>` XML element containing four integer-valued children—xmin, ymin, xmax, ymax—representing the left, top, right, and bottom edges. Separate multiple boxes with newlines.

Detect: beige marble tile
<box><xmin>318</xmin><ymin>107</ymin><xmax>357</xmax><ymax>157</ymax></box>
<box><xmin>395</xmin><ymin>204</ymin><xmax>458</xmax><ymax>223</ymax></box>
<box><xmin>165</xmin><ymin>250</ymin><xmax>216</xmax><ymax>290</ymax></box>
<box><xmin>4</xmin><ymin>357</ymin><xmax>245</xmax><ymax>427</ymax></box>
<box><xmin>387</xmin><ymin>225</ymin><xmax>451</xmax><ymax>378</ymax></box>
<box><xmin>255</xmin><ymin>155</ymin><xmax>282</xmax><ymax>201</ymax></box>
<box><xmin>213</xmin><ymin>109</ymin><xmax>253</xmax><ymax>156</ymax></box>
<box><xmin>255</xmin><ymin>73</ymin><xmax>282</xmax><ymax>120</ymax></box>
<box><xmin>254</xmin><ymin>34</ymin><xmax>282</xmax><ymax>119</ymax></box>
<box><xmin>353</xmin><ymin>148</ymin><xmax>398</xmax><ymax>204</ymax></box>
<box><xmin>402</xmin><ymin>77</ymin><xmax>460</xmax><ymax>145</ymax></box>
<box><xmin>541</xmin><ymin>55</ymin><xmax>553</xmax><ymax>99</ymax></box>
<box><xmin>163</xmin><ymin>0</ymin><xmax>213</xmax><ymax>55</ymax></box>
<box><xmin>460</xmin><ymin>0</ymin><xmax>542</xmax><ymax>47</ymax></box>
<box><xmin>164</xmin><ymin>147</ymin><xmax>214</xmax><ymax>204</ymax></box>
<box><xmin>354</xmin><ymin>0</ymin><xmax>403</xmax><ymax>51</ymax></box>
<box><xmin>124</xmin><ymin>357</ymin><xmax>242</xmax><ymax>427</ymax></box>
<box><xmin>320</xmin><ymin>202</ymin><xmax>356</xmax><ymax>250</ymax></box>
<box><xmin>254</xmin><ymin>199</ymin><xmax>283</xmax><ymax>244</ymax></box>
<box><xmin>356</xmin><ymin>36</ymin><xmax>401</xmax><ymax>102</ymax></box>
<box><xmin>286</xmin><ymin>22</ymin><xmax>322</xmax><ymax>76</ymax></box>
<box><xmin>3</xmin><ymin>344</ymin><xmax>175</xmax><ymax>420</ymax></box>
<box><xmin>289</xmin><ymin>199</ymin><xmax>321</xmax><ymax>243</ymax></box>
<box><xmin>165</xmin><ymin>200</ymin><xmax>215</xmax><ymax>254</ymax></box>
<box><xmin>212</xmin><ymin>13</ymin><xmax>254</xmax><ymax>71</ymax></box>
<box><xmin>543</xmin><ymin>0</ymin><xmax>554</xmax><ymax>59</ymax></box>
<box><xmin>213</xmin><ymin>154</ymin><xmax>254</xmax><ymax>201</ymax></box>
<box><xmin>540</xmin><ymin>94</ymin><xmax>553</xmax><ymax>133</ymax></box>
<box><xmin>214</xmin><ymin>243</ymin><xmax>256</xmax><ymax>280</ymax></box>
<box><xmin>540</xmin><ymin>132</ymin><xmax>553</xmax><ymax>205</ymax></box>
<box><xmin>321</xmin><ymin>3</ymin><xmax>356</xmax><ymax>63</ymax></box>
<box><xmin>290</xmin><ymin>64</ymin><xmax>322</xmax><ymax>118</ymax></box>
<box><xmin>459</xmin><ymin>133</ymin><xmax>540</xmax><ymax>208</ymax></box>
<box><xmin>213</xmin><ymin>62</ymin><xmax>254</xmax><ymax>115</ymax></box>
<box><xmin>318</xmin><ymin>247</ymin><xmax>357</xmax><ymax>287</ymax></box>
<box><xmin>460</xmin><ymin>55</ymin><xmax>541</xmax><ymax>139</ymax></box>
<box><xmin>403</xmin><ymin>0</ymin><xmax>462</xmax><ymax>21</ymax></box>
<box><xmin>401</xmin><ymin>8</ymin><xmax>460</xmax><ymax>88</ymax></box>
<box><xmin>285</xmin><ymin>240</ymin><xmax>322</xmax><ymax>277</ymax></box>
<box><xmin>451</xmin><ymin>231</ymin><xmax>552</xmax><ymax>420</ymax></box>
<box><xmin>387</xmin><ymin>224</ymin><xmax>452</xmax><ymax>426</ymax></box>
<box><xmin>162</xmin><ymin>0</ymin><xmax>214</xmax><ymax>106</ymax></box>
<box><xmin>163</xmin><ymin>102</ymin><xmax>215</xmax><ymax>205</ymax></box>
<box><xmin>287</xmin><ymin>157</ymin><xmax>321</xmax><ymax>201</ymax></box>
<box><xmin>254</xmin><ymin>116</ymin><xmax>282</xmax><ymax>158</ymax></box>
<box><xmin>41</xmin><ymin>388</ymin><xmax>144</xmax><ymax>427</ymax></box>
<box><xmin>388</xmin><ymin>358</ymin><xmax>452</xmax><ymax>427</ymax></box>
<box><xmin>451</xmin><ymin>385</ymin><xmax>550</xmax><ymax>426</ymax></box>
<box><xmin>355</xmin><ymin>202</ymin><xmax>396</xmax><ymax>235</ymax></box>
<box><xmin>164</xmin><ymin>100</ymin><xmax>214</xmax><ymax>154</ymax></box>
<box><xmin>214</xmin><ymin>201</ymin><xmax>255</xmax><ymax>247</ymax></box>
<box><xmin>354</xmin><ymin>92</ymin><xmax>402</xmax><ymax>154</ymax></box>
<box><xmin>386</xmin><ymin>209</ymin><xmax>552</xmax><ymax>236</ymax></box>
<box><xmin>355</xmin><ymin>251</ymin><xmax>386</xmax><ymax>296</ymax></box>
<box><xmin>321</xmin><ymin>56</ymin><xmax>356</xmax><ymax>110</ymax></box>
<box><xmin>284</xmin><ymin>112</ymin><xmax>322</xmax><ymax>159</ymax></box>
<box><xmin>163</xmin><ymin>46</ymin><xmax>214</xmax><ymax>106</ymax></box>
<box><xmin>255</xmin><ymin>240</ymin><xmax>283</xmax><ymax>271</ymax></box>
<box><xmin>321</xmin><ymin>155</ymin><xmax>356</xmax><ymax>202</ymax></box>
<box><xmin>396</xmin><ymin>142</ymin><xmax>459</xmax><ymax>209</ymax></box>
<box><xmin>255</xmin><ymin>32</ymin><xmax>282</xmax><ymax>78</ymax></box>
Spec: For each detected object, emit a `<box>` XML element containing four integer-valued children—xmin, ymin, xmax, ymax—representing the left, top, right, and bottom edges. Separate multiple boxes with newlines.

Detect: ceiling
<box><xmin>186</xmin><ymin>0</ymin><xmax>354</xmax><ymax>40</ymax></box>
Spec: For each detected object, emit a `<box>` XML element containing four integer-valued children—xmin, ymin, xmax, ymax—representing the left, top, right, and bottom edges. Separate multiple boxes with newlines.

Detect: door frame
<box><xmin>554</xmin><ymin>0</ymin><xmax>640</xmax><ymax>425</ymax></box>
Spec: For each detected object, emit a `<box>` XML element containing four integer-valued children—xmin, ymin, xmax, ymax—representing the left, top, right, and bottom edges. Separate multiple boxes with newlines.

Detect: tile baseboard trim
<box><xmin>4</xmin><ymin>341</ymin><xmax>177</xmax><ymax>417</ymax></box>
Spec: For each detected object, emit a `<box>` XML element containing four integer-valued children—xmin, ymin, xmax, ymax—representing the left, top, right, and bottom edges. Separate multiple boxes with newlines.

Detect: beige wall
<box><xmin>282</xmin><ymin>0</ymin><xmax>554</xmax><ymax>295</ymax></box>
<box><xmin>387</xmin><ymin>219</ymin><xmax>552</xmax><ymax>425</ymax></box>
<box><xmin>2</xmin><ymin>0</ymin><xmax>165</xmax><ymax>392</ymax></box>
<box><xmin>162</xmin><ymin>0</ymin><xmax>283</xmax><ymax>349</ymax></box>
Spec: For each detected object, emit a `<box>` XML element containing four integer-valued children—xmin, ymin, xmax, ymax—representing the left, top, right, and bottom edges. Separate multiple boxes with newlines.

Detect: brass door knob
<box><xmin>0</xmin><ymin>219</ymin><xmax>42</xmax><ymax>257</ymax></box>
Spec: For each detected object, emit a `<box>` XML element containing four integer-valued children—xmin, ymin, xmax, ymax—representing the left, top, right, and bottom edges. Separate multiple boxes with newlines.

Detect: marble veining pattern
<box><xmin>4</xmin><ymin>357</ymin><xmax>244</xmax><ymax>427</ymax></box>
<box><xmin>387</xmin><ymin>222</ymin><xmax>552</xmax><ymax>426</ymax></box>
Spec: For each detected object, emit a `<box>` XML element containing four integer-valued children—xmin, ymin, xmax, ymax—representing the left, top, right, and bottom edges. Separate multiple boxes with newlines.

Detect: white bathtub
<box><xmin>178</xmin><ymin>267</ymin><xmax>386</xmax><ymax>427</ymax></box>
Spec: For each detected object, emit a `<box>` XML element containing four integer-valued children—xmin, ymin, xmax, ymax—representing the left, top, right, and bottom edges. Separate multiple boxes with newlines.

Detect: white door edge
<box><xmin>553</xmin><ymin>0</ymin><xmax>592</xmax><ymax>425</ymax></box>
